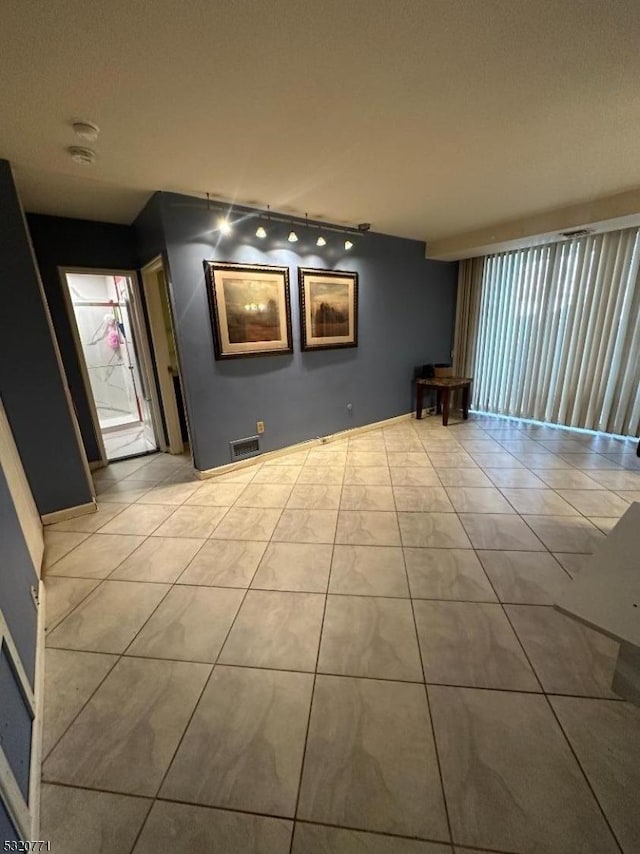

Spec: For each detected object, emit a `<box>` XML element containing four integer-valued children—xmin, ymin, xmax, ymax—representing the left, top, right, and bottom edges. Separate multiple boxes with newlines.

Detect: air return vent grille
<box><xmin>559</xmin><ymin>228</ymin><xmax>592</xmax><ymax>238</ymax></box>
<box><xmin>229</xmin><ymin>436</ymin><xmax>261</xmax><ymax>461</ymax></box>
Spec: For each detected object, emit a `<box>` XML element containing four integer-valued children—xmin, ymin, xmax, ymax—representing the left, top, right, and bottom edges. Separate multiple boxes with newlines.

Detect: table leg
<box><xmin>416</xmin><ymin>384</ymin><xmax>424</xmax><ymax>420</ymax></box>
<box><xmin>442</xmin><ymin>389</ymin><xmax>450</xmax><ymax>426</ymax></box>
<box><xmin>436</xmin><ymin>390</ymin><xmax>442</xmax><ymax>414</ymax></box>
<box><xmin>462</xmin><ymin>384</ymin><xmax>470</xmax><ymax>420</ymax></box>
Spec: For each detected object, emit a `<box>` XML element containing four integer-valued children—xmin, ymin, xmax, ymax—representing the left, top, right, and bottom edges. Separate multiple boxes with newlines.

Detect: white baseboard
<box><xmin>41</xmin><ymin>500</ymin><xmax>97</xmax><ymax>526</ymax></box>
<box><xmin>89</xmin><ymin>459</ymin><xmax>106</xmax><ymax>471</ymax></box>
<box><xmin>29</xmin><ymin>580</ymin><xmax>46</xmax><ymax>837</ymax></box>
<box><xmin>196</xmin><ymin>412</ymin><xmax>413</xmax><ymax>481</ymax></box>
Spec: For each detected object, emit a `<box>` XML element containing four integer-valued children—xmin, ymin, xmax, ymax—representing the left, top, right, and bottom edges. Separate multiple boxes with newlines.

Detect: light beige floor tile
<box><xmin>459</xmin><ymin>514</ymin><xmax>545</xmax><ymax>551</ymax></box>
<box><xmin>273</xmin><ymin>509</ymin><xmax>338</xmax><ymax>544</ymax></box>
<box><xmin>340</xmin><ymin>485</ymin><xmax>396</xmax><ymax>511</ymax></box>
<box><xmin>405</xmin><ymin>548</ymin><xmax>496</xmax><ymax>601</ymax></box>
<box><xmin>99</xmin><ymin>503</ymin><xmax>175</xmax><ymax>535</ymax></box>
<box><xmin>393</xmin><ymin>486</ymin><xmax>454</xmax><ymax>512</ymax></box>
<box><xmin>615</xmin><ymin>489</ymin><xmax>640</xmax><ymax>502</ymax></box>
<box><xmin>415</xmin><ymin>601</ymin><xmax>539</xmax><ymax>690</ymax></box>
<box><xmin>587</xmin><ymin>470</ymin><xmax>640</xmax><ymax>490</ymax></box>
<box><xmin>297</xmin><ymin>466</ymin><xmax>345</xmax><ymax>485</ymax></box>
<box><xmin>43</xmin><ymin>530</ymin><xmax>91</xmax><ymax>569</ymax></box>
<box><xmin>330</xmin><ymin>545</ymin><xmax>408</xmax><ymax>596</ymax></box>
<box><xmin>477</xmin><ymin>550</ymin><xmax>570</xmax><ymax>605</ymax></box>
<box><xmin>251</xmin><ymin>542</ymin><xmax>332</xmax><ymax>592</ymax></box>
<box><xmin>110</xmin><ymin>537</ymin><xmax>204</xmax><ymax>583</ymax></box>
<box><xmin>286</xmin><ymin>484</ymin><xmax>342</xmax><ymax>509</ymax></box>
<box><xmin>346</xmin><ymin>451</ymin><xmax>388</xmax><ymax>467</ymax></box>
<box><xmin>445</xmin><ymin>487</ymin><xmax>514</xmax><ymax>514</ymax></box>
<box><xmin>390</xmin><ymin>467</ymin><xmax>442</xmax><ymax>486</ymax></box>
<box><xmin>219</xmin><ymin>590</ymin><xmax>325</xmax><ymax>671</ymax></box>
<box><xmin>185</xmin><ymin>482</ymin><xmax>245</xmax><ymax>506</ymax></box>
<box><xmin>511</xmin><ymin>451</ymin><xmax>568</xmax><ymax>469</ymax></box>
<box><xmin>559</xmin><ymin>453</ymin><xmax>622</xmax><ymax>470</ymax></box>
<box><xmin>265</xmin><ymin>450</ymin><xmax>309</xmax><ymax>466</ymax></box>
<box><xmin>398</xmin><ymin>512</ymin><xmax>471</xmax><ymax>548</ymax></box>
<box><xmin>40</xmin><ymin>783</ymin><xmax>151</xmax><ymax>854</ymax></box>
<box><xmin>46</xmin><ymin>533</ymin><xmax>146</xmax><ymax>579</ymax></box>
<box><xmin>427</xmin><ymin>452</ymin><xmax>477</xmax><ymax>468</ymax></box>
<box><xmin>521</xmin><ymin>515</ymin><xmax>605</xmax><ymax>553</ymax></box>
<box><xmin>386</xmin><ymin>452</ymin><xmax>431</xmax><ymax>467</ymax></box>
<box><xmin>429</xmin><ymin>686</ymin><xmax>618</xmax><ymax>853</ymax></box>
<box><xmin>506</xmin><ymin>604</ymin><xmax>619</xmax><ymax>696</ymax></box>
<box><xmin>306</xmin><ymin>450</ymin><xmax>347</xmax><ymax>466</ymax></box>
<box><xmin>336</xmin><ymin>511</ymin><xmax>401</xmax><ymax>546</ymax></box>
<box><xmin>134</xmin><ymin>481</ymin><xmax>199</xmax><ymax>505</ymax></box>
<box><xmin>47</xmin><ymin>580</ymin><xmax>169</xmax><ymax>653</ymax></box>
<box><xmin>551</xmin><ymin>696</ymin><xmax>640</xmax><ymax>853</ymax></box>
<box><xmin>499</xmin><ymin>488</ymin><xmax>578</xmax><ymax>515</ymax></box>
<box><xmin>483</xmin><ymin>468</ymin><xmax>547</xmax><ymax>488</ymax></box>
<box><xmin>235</xmin><ymin>483</ymin><xmax>294</xmax><ymax>508</ymax></box>
<box><xmin>469</xmin><ymin>451</ymin><xmax>523</xmax><ymax>468</ymax></box>
<box><xmin>43</xmin><ymin>649</ymin><xmax>118</xmax><ymax>756</ymax></box>
<box><xmin>343</xmin><ymin>466</ymin><xmax>392</xmax><ymax>485</ymax></box>
<box><xmin>252</xmin><ymin>465</ymin><xmax>302</xmax><ymax>484</ymax></box>
<box><xmin>433</xmin><ymin>467</ymin><xmax>493</xmax><ymax>487</ymax></box>
<box><xmin>292</xmin><ymin>824</ymin><xmax>449</xmax><ymax>854</ymax></box>
<box><xmin>47</xmin><ymin>503</ymin><xmax>128</xmax><ymax>534</ymax></box>
<box><xmin>152</xmin><ymin>505</ymin><xmax>228</xmax><ymax>538</ymax></box>
<box><xmin>588</xmin><ymin>516</ymin><xmax>619</xmax><ymax>533</ymax></box>
<box><xmin>43</xmin><ymin>657</ymin><xmax>210</xmax><ymax>795</ymax></box>
<box><xmin>134</xmin><ymin>801</ymin><xmax>292</xmax><ymax>854</ymax></box>
<box><xmin>127</xmin><ymin>586</ymin><xmax>243</xmax><ymax>662</ymax></box>
<box><xmin>214</xmin><ymin>467</ymin><xmax>260</xmax><ymax>483</ymax></box>
<box><xmin>177</xmin><ymin>539</ymin><xmax>267</xmax><ymax>587</ymax></box>
<box><xmin>297</xmin><ymin>675</ymin><xmax>448</xmax><ymax>839</ymax></box>
<box><xmin>349</xmin><ymin>436</ymin><xmax>385</xmax><ymax>451</ymax></box>
<box><xmin>556</xmin><ymin>489</ymin><xmax>630</xmax><ymax>517</ymax></box>
<box><xmin>211</xmin><ymin>507</ymin><xmax>282</xmax><ymax>541</ymax></box>
<box><xmin>553</xmin><ymin>552</ymin><xmax>592</xmax><ymax>578</ymax></box>
<box><xmin>318</xmin><ymin>596</ymin><xmax>423</xmax><ymax>681</ymax></box>
<box><xmin>44</xmin><ymin>576</ymin><xmax>100</xmax><ymax>630</ymax></box>
<box><xmin>96</xmin><ymin>482</ymin><xmax>153</xmax><ymax>504</ymax></box>
<box><xmin>161</xmin><ymin>666</ymin><xmax>313</xmax><ymax>816</ymax></box>
<box><xmin>532</xmin><ymin>468</ymin><xmax>603</xmax><ymax>489</ymax></box>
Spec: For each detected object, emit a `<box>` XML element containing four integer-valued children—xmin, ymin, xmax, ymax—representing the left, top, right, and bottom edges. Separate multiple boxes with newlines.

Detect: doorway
<box><xmin>62</xmin><ymin>270</ymin><xmax>160</xmax><ymax>462</ymax></box>
<box><xmin>141</xmin><ymin>258</ymin><xmax>189</xmax><ymax>455</ymax></box>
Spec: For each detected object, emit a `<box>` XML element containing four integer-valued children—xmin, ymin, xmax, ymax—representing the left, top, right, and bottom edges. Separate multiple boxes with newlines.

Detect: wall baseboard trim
<box><xmin>89</xmin><ymin>460</ymin><xmax>106</xmax><ymax>471</ymax></box>
<box><xmin>196</xmin><ymin>412</ymin><xmax>413</xmax><ymax>480</ymax></box>
<box><xmin>29</xmin><ymin>579</ymin><xmax>45</xmax><ymax>837</ymax></box>
<box><xmin>41</xmin><ymin>500</ymin><xmax>97</xmax><ymax>525</ymax></box>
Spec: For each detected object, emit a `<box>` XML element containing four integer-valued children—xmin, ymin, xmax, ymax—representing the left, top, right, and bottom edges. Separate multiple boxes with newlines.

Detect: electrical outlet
<box><xmin>256</xmin><ymin>420</ymin><xmax>265</xmax><ymax>434</ymax></box>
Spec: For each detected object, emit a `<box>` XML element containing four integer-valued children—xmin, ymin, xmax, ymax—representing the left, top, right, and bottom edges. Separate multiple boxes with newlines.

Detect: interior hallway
<box><xmin>39</xmin><ymin>414</ymin><xmax>640</xmax><ymax>853</ymax></box>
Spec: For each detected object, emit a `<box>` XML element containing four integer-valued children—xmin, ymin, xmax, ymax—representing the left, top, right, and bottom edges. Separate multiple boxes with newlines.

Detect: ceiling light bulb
<box><xmin>218</xmin><ymin>217</ymin><xmax>232</xmax><ymax>235</ymax></box>
<box><xmin>344</xmin><ymin>239</ymin><xmax>353</xmax><ymax>250</ymax></box>
<box><xmin>256</xmin><ymin>225</ymin><xmax>267</xmax><ymax>239</ymax></box>
<box><xmin>288</xmin><ymin>229</ymin><xmax>298</xmax><ymax>243</ymax></box>
<box><xmin>71</xmin><ymin>120</ymin><xmax>100</xmax><ymax>142</ymax></box>
<box><xmin>67</xmin><ymin>145</ymin><xmax>96</xmax><ymax>165</ymax></box>
<box><xmin>316</xmin><ymin>235</ymin><xmax>327</xmax><ymax>247</ymax></box>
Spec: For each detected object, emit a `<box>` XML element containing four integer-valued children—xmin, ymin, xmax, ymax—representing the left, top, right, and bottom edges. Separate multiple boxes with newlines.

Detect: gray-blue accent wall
<box><xmin>137</xmin><ymin>192</ymin><xmax>457</xmax><ymax>471</ymax></box>
<box><xmin>0</xmin><ymin>161</ymin><xmax>93</xmax><ymax>514</ymax></box>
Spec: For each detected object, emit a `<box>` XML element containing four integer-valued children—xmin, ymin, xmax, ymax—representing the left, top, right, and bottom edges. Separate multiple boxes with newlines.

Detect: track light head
<box><xmin>217</xmin><ymin>217</ymin><xmax>232</xmax><ymax>235</ymax></box>
<box><xmin>256</xmin><ymin>225</ymin><xmax>267</xmax><ymax>239</ymax></box>
<box><xmin>316</xmin><ymin>235</ymin><xmax>327</xmax><ymax>247</ymax></box>
<box><xmin>344</xmin><ymin>239</ymin><xmax>353</xmax><ymax>250</ymax></box>
<box><xmin>288</xmin><ymin>229</ymin><xmax>299</xmax><ymax>243</ymax></box>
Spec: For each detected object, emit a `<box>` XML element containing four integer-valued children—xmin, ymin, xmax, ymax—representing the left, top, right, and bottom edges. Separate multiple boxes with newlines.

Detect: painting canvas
<box><xmin>205</xmin><ymin>261</ymin><xmax>293</xmax><ymax>359</ymax></box>
<box><xmin>299</xmin><ymin>267</ymin><xmax>358</xmax><ymax>350</ymax></box>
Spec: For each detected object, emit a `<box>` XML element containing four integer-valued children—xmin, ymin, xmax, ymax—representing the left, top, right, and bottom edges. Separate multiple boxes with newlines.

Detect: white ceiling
<box><xmin>2</xmin><ymin>0</ymin><xmax>640</xmax><ymax>243</ymax></box>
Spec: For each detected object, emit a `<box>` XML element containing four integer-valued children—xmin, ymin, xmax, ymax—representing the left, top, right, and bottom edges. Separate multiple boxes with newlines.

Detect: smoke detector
<box><xmin>67</xmin><ymin>146</ymin><xmax>96</xmax><ymax>166</ymax></box>
<box><xmin>71</xmin><ymin>120</ymin><xmax>100</xmax><ymax>141</ymax></box>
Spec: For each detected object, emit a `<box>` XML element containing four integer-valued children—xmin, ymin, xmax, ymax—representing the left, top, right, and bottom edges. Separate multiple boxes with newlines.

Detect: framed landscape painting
<box><xmin>205</xmin><ymin>261</ymin><xmax>293</xmax><ymax>359</ymax></box>
<box><xmin>298</xmin><ymin>267</ymin><xmax>358</xmax><ymax>351</ymax></box>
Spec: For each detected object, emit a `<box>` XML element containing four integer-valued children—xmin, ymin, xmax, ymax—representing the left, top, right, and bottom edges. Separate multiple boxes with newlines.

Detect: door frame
<box><xmin>58</xmin><ymin>267</ymin><xmax>164</xmax><ymax>463</ymax></box>
<box><xmin>141</xmin><ymin>257</ymin><xmax>186</xmax><ymax>455</ymax></box>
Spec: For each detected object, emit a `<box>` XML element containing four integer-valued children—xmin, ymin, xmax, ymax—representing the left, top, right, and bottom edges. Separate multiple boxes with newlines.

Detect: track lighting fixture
<box><xmin>316</xmin><ymin>235</ymin><xmax>327</xmax><ymax>247</ymax></box>
<box><xmin>344</xmin><ymin>239</ymin><xmax>353</xmax><ymax>250</ymax></box>
<box><xmin>217</xmin><ymin>217</ymin><xmax>232</xmax><ymax>235</ymax></box>
<box><xmin>256</xmin><ymin>225</ymin><xmax>267</xmax><ymax>239</ymax></box>
<box><xmin>288</xmin><ymin>227</ymin><xmax>299</xmax><ymax>243</ymax></box>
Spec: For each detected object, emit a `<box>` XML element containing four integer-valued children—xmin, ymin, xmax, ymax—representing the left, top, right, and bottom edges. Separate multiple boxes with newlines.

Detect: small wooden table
<box><xmin>415</xmin><ymin>377</ymin><xmax>472</xmax><ymax>426</ymax></box>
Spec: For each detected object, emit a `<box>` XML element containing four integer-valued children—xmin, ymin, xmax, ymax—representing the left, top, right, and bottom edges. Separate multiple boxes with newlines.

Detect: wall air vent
<box><xmin>229</xmin><ymin>436</ymin><xmax>261</xmax><ymax>461</ymax></box>
<box><xmin>559</xmin><ymin>228</ymin><xmax>592</xmax><ymax>238</ymax></box>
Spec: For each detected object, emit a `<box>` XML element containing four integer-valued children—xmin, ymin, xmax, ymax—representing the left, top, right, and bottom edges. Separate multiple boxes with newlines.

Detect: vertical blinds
<box><xmin>454</xmin><ymin>227</ymin><xmax>640</xmax><ymax>436</ymax></box>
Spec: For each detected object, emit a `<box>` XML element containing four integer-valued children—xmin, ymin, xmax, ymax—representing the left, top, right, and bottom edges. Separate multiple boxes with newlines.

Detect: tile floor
<box><xmin>40</xmin><ymin>415</ymin><xmax>640</xmax><ymax>854</ymax></box>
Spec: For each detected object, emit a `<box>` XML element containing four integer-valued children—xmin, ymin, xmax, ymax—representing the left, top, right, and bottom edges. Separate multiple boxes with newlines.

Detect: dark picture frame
<box><xmin>298</xmin><ymin>267</ymin><xmax>359</xmax><ymax>351</ymax></box>
<box><xmin>204</xmin><ymin>261</ymin><xmax>293</xmax><ymax>359</ymax></box>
